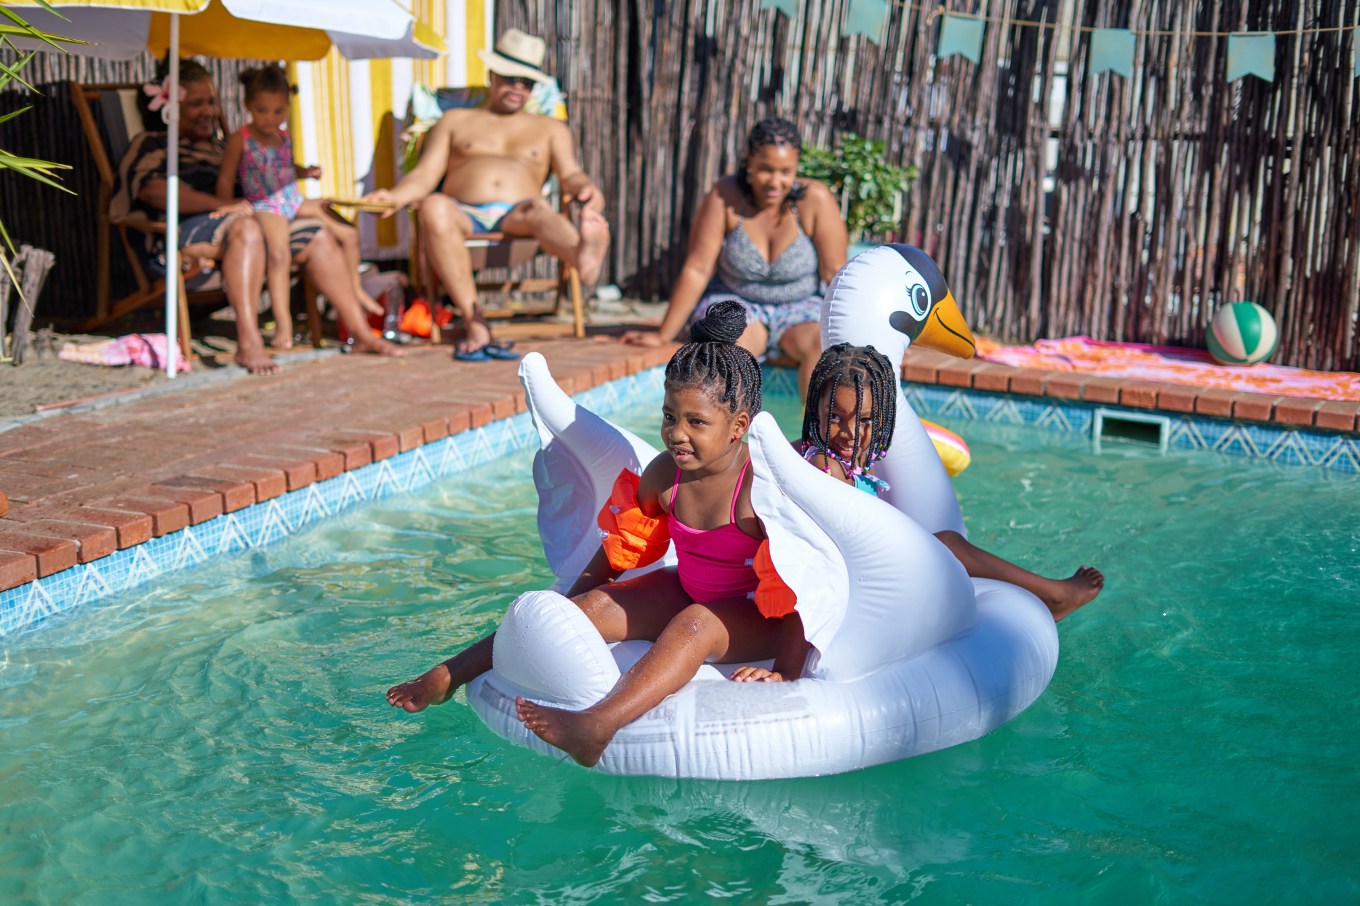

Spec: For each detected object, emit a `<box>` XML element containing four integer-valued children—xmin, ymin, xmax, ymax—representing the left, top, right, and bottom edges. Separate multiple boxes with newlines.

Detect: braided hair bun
<box><xmin>665</xmin><ymin>301</ymin><xmax>762</xmax><ymax>417</ymax></box>
<box><xmin>688</xmin><ymin>300</ymin><xmax>747</xmax><ymax>344</ymax></box>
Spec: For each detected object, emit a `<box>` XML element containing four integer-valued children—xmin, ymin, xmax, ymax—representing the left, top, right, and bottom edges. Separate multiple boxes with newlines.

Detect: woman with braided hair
<box><xmin>622</xmin><ymin>118</ymin><xmax>848</xmax><ymax>399</ymax></box>
<box><xmin>390</xmin><ymin>302</ymin><xmax>800</xmax><ymax>767</ymax></box>
<box><xmin>733</xmin><ymin>343</ymin><xmax>1103</xmax><ymax>687</ymax></box>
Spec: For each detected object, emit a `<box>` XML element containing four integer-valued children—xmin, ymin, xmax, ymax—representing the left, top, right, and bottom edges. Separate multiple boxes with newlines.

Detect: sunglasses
<box><xmin>496</xmin><ymin>74</ymin><xmax>536</xmax><ymax>90</ymax></box>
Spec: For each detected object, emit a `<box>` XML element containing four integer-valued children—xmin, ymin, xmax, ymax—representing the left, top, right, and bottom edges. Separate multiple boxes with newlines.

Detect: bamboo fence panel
<box><xmin>3</xmin><ymin>1</ymin><xmax>1357</xmax><ymax>369</ymax></box>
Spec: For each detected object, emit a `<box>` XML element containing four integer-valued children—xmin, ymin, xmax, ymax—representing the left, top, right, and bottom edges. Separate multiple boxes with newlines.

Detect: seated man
<box><xmin>365</xmin><ymin>28</ymin><xmax>610</xmax><ymax>358</ymax></box>
<box><xmin>112</xmin><ymin>60</ymin><xmax>401</xmax><ymax>374</ymax></box>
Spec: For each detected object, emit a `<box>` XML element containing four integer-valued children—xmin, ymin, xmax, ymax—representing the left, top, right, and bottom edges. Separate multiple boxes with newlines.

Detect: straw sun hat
<box><xmin>478</xmin><ymin>29</ymin><xmax>552</xmax><ymax>84</ymax></box>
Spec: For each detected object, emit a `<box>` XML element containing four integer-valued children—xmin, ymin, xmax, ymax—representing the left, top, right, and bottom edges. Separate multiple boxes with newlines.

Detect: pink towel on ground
<box><xmin>59</xmin><ymin>334</ymin><xmax>192</xmax><ymax>372</ymax></box>
<box><xmin>976</xmin><ymin>336</ymin><xmax>1359</xmax><ymax>402</ymax></box>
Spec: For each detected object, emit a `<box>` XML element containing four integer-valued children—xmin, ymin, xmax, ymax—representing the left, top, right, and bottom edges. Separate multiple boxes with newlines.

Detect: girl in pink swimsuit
<box><xmin>217</xmin><ymin>65</ymin><xmax>380</xmax><ymax>349</ymax></box>
<box><xmin>386</xmin><ymin>301</ymin><xmax>800</xmax><ymax>767</ymax></box>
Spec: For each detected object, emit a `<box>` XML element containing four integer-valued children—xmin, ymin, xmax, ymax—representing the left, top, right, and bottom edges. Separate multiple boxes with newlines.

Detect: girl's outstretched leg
<box><xmin>517</xmin><ymin>600</ymin><xmax>780</xmax><ymax>767</ymax></box>
<box><xmin>386</xmin><ymin>634</ymin><xmax>494</xmax><ymax>712</ymax></box>
<box><xmin>256</xmin><ymin>211</ymin><xmax>294</xmax><ymax>349</ymax></box>
<box><xmin>935</xmin><ymin>530</ymin><xmax>1104</xmax><ymax>621</ymax></box>
<box><xmin>386</xmin><ymin>569</ymin><xmax>688</xmax><ymax>715</ymax></box>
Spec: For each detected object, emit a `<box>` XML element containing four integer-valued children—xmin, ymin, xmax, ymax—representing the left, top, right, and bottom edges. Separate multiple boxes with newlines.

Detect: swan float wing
<box><xmin>747</xmin><ymin>412</ymin><xmax>976</xmax><ymax>682</ymax></box>
<box><xmin>519</xmin><ymin>352</ymin><xmax>672</xmax><ymax>590</ymax></box>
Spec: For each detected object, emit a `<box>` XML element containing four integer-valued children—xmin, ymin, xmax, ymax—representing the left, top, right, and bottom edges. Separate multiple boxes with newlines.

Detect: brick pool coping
<box><xmin>0</xmin><ymin>333</ymin><xmax>1355</xmax><ymax>596</ymax></box>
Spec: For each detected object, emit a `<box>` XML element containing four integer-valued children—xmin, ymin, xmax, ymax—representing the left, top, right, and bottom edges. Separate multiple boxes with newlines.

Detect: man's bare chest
<box><xmin>449</xmin><ymin>114</ymin><xmax>551</xmax><ymax>164</ymax></box>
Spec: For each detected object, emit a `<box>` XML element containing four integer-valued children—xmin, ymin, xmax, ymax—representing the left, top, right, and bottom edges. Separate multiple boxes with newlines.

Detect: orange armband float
<box><xmin>753</xmin><ymin>539</ymin><xmax>797</xmax><ymax>619</ymax></box>
<box><xmin>598</xmin><ymin>469</ymin><xmax>671</xmax><ymax>571</ymax></box>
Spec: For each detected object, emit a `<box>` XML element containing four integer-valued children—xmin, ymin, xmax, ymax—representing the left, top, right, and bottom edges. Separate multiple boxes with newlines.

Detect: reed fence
<box><xmin>501</xmin><ymin>0</ymin><xmax>1359</xmax><ymax>370</ymax></box>
<box><xmin>2</xmin><ymin>2</ymin><xmax>1357</xmax><ymax>369</ymax></box>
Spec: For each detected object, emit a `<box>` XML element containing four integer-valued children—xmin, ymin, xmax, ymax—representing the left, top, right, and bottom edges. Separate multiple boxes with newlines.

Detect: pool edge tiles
<box><xmin>902</xmin><ymin>382</ymin><xmax>1360</xmax><ymax>474</ymax></box>
<box><xmin>0</xmin><ymin>368</ymin><xmax>665</xmax><ymax>640</ymax></box>
<box><xmin>4</xmin><ymin>368</ymin><xmax>1354</xmax><ymax>639</ymax></box>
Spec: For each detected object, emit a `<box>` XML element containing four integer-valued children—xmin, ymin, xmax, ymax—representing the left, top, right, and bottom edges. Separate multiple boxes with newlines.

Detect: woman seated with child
<box><xmin>113</xmin><ymin>59</ymin><xmax>400</xmax><ymax>374</ymax></box>
<box><xmin>622</xmin><ymin>118</ymin><xmax>848</xmax><ymax>398</ymax></box>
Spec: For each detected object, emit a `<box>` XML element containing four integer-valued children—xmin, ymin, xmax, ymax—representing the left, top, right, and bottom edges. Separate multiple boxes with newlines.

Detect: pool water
<box><xmin>2</xmin><ymin>395</ymin><xmax>1358</xmax><ymax>903</ymax></box>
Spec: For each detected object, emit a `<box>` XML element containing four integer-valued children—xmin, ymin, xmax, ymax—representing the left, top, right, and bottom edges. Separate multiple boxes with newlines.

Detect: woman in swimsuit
<box><xmin>388</xmin><ymin>302</ymin><xmax>799</xmax><ymax>767</ymax></box>
<box><xmin>622</xmin><ymin>118</ymin><xmax>848</xmax><ymax>399</ymax></box>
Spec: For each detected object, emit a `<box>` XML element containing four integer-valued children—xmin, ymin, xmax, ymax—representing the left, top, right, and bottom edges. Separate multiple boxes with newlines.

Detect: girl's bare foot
<box><xmin>386</xmin><ymin>664</ymin><xmax>455</xmax><ymax>712</ymax></box>
<box><xmin>235</xmin><ymin>346</ymin><xmax>281</xmax><ymax>375</ymax></box>
<box><xmin>515</xmin><ymin>696</ymin><xmax>611</xmax><ymax>767</ymax></box>
<box><xmin>351</xmin><ymin>334</ymin><xmax>405</xmax><ymax>357</ymax></box>
<box><xmin>575</xmin><ymin>210</ymin><xmax>610</xmax><ymax>288</ymax></box>
<box><xmin>1043</xmin><ymin>566</ymin><xmax>1105</xmax><ymax>621</ymax></box>
<box><xmin>270</xmin><ymin>324</ymin><xmax>295</xmax><ymax>350</ymax></box>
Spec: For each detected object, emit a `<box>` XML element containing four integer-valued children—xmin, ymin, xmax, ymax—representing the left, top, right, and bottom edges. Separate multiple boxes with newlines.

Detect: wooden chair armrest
<box><xmin>115</xmin><ymin>217</ymin><xmax>167</xmax><ymax>235</ymax></box>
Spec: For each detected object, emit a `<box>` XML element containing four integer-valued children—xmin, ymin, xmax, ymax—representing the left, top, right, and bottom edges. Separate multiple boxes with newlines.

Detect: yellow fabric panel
<box><xmin>367</xmin><ymin>58</ymin><xmax>399</xmax><ymax>248</ymax></box>
<box><xmin>17</xmin><ymin>0</ymin><xmax>208</xmax><ymax>10</ymax></box>
<box><xmin>465</xmin><ymin>0</ymin><xmax>486</xmax><ymax>84</ymax></box>
<box><xmin>148</xmin><ymin>5</ymin><xmax>334</xmax><ymax>60</ymax></box>
<box><xmin>286</xmin><ymin>61</ymin><xmax>306</xmax><ymax>171</ymax></box>
<box><xmin>321</xmin><ymin>50</ymin><xmax>355</xmax><ymax>199</ymax></box>
<box><xmin>412</xmin><ymin>0</ymin><xmax>445</xmax><ymax>89</ymax></box>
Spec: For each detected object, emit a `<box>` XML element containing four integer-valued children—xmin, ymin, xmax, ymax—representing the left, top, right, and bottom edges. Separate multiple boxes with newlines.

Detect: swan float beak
<box><xmin>882</xmin><ymin>244</ymin><xmax>977</xmax><ymax>359</ymax></box>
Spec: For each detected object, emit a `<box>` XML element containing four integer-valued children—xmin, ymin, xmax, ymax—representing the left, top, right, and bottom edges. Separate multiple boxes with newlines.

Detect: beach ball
<box><xmin>1207</xmin><ymin>302</ymin><xmax>1277</xmax><ymax>365</ymax></box>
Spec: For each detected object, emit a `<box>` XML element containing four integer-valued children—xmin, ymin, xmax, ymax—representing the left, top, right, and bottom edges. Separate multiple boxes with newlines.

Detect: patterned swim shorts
<box><xmin>690</xmin><ymin>291</ymin><xmax>823</xmax><ymax>361</ymax></box>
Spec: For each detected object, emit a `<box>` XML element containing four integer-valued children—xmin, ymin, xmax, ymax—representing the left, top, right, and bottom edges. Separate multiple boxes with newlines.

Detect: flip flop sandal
<box><xmin>454</xmin><ymin>343</ymin><xmax>521</xmax><ymax>362</ymax></box>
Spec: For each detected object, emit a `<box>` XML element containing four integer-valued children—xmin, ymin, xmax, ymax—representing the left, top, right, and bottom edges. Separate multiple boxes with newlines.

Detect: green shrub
<box><xmin>800</xmin><ymin>133</ymin><xmax>916</xmax><ymax>240</ymax></box>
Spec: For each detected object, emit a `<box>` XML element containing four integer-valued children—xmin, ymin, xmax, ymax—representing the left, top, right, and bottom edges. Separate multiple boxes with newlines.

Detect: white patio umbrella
<box><xmin>14</xmin><ymin>0</ymin><xmax>443</xmax><ymax>376</ymax></box>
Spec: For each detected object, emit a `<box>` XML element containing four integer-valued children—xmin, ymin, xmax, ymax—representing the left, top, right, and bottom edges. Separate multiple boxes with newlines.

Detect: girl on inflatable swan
<box><xmin>389</xmin><ymin>301</ymin><xmax>786</xmax><ymax>770</ymax></box>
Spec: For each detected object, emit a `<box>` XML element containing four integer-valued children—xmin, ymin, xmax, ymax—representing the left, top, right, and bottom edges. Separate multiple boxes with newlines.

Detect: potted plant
<box><xmin>799</xmin><ymin>133</ymin><xmax>915</xmax><ymax>255</ymax></box>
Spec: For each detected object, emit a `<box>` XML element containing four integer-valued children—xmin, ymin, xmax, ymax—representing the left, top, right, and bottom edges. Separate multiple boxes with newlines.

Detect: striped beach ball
<box><xmin>1207</xmin><ymin>302</ymin><xmax>1278</xmax><ymax>366</ymax></box>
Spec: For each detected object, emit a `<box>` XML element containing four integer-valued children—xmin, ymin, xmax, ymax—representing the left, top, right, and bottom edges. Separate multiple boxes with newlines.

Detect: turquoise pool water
<box><xmin>2</xmin><ymin>396</ymin><xmax>1357</xmax><ymax>903</ymax></box>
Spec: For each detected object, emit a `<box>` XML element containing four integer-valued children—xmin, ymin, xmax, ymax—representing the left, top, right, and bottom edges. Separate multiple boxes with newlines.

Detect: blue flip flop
<box><xmin>454</xmin><ymin>343</ymin><xmax>521</xmax><ymax>362</ymax></box>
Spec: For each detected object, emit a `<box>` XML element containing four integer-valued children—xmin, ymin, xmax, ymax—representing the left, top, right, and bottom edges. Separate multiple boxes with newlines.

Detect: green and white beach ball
<box><xmin>1207</xmin><ymin>301</ymin><xmax>1278</xmax><ymax>366</ymax></box>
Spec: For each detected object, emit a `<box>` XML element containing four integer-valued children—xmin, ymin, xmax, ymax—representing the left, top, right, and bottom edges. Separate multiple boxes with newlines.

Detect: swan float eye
<box><xmin>901</xmin><ymin>262</ymin><xmax>933</xmax><ymax>321</ymax></box>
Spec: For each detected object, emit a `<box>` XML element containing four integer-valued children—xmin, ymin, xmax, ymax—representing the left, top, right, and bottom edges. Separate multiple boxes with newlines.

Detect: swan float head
<box><xmin>816</xmin><ymin>245</ymin><xmax>975</xmax><ymax>536</ymax></box>
<box><xmin>821</xmin><ymin>244</ymin><xmax>976</xmax><ymax>371</ymax></box>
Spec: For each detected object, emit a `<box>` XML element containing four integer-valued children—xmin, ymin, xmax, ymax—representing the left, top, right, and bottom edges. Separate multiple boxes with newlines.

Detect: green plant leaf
<box><xmin>0</xmin><ymin>3</ymin><xmax>79</xmax><ymax>259</ymax></box>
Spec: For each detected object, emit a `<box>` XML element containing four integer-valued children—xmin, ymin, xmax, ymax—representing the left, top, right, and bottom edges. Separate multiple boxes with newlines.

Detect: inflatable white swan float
<box><xmin>466</xmin><ymin>246</ymin><xmax>1059</xmax><ymax>779</ymax></box>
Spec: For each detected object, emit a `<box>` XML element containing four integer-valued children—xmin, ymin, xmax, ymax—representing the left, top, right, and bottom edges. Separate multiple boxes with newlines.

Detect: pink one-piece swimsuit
<box><xmin>668</xmin><ymin>460</ymin><xmax>762</xmax><ymax>603</ymax></box>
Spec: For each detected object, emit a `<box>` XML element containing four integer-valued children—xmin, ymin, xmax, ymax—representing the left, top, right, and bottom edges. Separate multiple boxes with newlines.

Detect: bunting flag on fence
<box><xmin>1089</xmin><ymin>28</ymin><xmax>1136</xmax><ymax>78</ymax></box>
<box><xmin>756</xmin><ymin>3</ymin><xmax>1355</xmax><ymax>87</ymax></box>
<box><xmin>844</xmin><ymin>0</ymin><xmax>887</xmax><ymax>40</ymax></box>
<box><xmin>289</xmin><ymin>0</ymin><xmax>491</xmax><ymax>261</ymax></box>
<box><xmin>1227</xmin><ymin>33</ymin><xmax>1276</xmax><ymax>82</ymax></box>
<box><xmin>758</xmin><ymin>0</ymin><xmax>798</xmax><ymax>17</ymax></box>
<box><xmin>938</xmin><ymin>14</ymin><xmax>984</xmax><ymax>63</ymax></box>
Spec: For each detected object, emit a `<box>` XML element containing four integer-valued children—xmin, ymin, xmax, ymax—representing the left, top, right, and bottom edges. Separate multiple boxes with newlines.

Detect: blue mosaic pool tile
<box><xmin>762</xmin><ymin>366</ymin><xmax>798</xmax><ymax>400</ymax></box>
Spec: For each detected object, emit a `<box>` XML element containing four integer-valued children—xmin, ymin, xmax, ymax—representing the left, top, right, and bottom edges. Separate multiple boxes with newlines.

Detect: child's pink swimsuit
<box><xmin>668</xmin><ymin>461</ymin><xmax>762</xmax><ymax>603</ymax></box>
<box><xmin>238</xmin><ymin>126</ymin><xmax>303</xmax><ymax>219</ymax></box>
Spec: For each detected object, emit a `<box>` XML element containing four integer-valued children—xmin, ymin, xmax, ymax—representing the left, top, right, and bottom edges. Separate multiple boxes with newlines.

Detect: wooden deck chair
<box><xmin>70</xmin><ymin>81</ymin><xmax>323</xmax><ymax>355</ymax></box>
<box><xmin>403</xmin><ymin>84</ymin><xmax>585</xmax><ymax>338</ymax></box>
